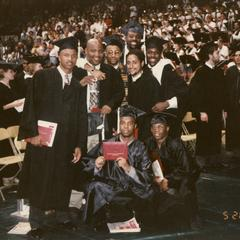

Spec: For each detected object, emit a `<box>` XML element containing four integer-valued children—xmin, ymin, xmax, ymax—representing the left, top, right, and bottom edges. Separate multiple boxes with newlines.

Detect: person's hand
<box><xmin>101</xmin><ymin>105</ymin><xmax>112</xmax><ymax>114</ymax></box>
<box><xmin>116</xmin><ymin>157</ymin><xmax>131</xmax><ymax>173</ymax></box>
<box><xmin>26</xmin><ymin>135</ymin><xmax>43</xmax><ymax>146</ymax></box>
<box><xmin>79</xmin><ymin>75</ymin><xmax>95</xmax><ymax>86</ymax></box>
<box><xmin>72</xmin><ymin>147</ymin><xmax>81</xmax><ymax>163</ymax></box>
<box><xmin>152</xmin><ymin>101</ymin><xmax>169</xmax><ymax>113</ymax></box>
<box><xmin>14</xmin><ymin>99</ymin><xmax>25</xmax><ymax>107</ymax></box>
<box><xmin>159</xmin><ymin>178</ymin><xmax>168</xmax><ymax>191</ymax></box>
<box><xmin>91</xmin><ymin>69</ymin><xmax>106</xmax><ymax>81</ymax></box>
<box><xmin>200</xmin><ymin>112</ymin><xmax>208</xmax><ymax>122</ymax></box>
<box><xmin>95</xmin><ymin>156</ymin><xmax>106</xmax><ymax>169</ymax></box>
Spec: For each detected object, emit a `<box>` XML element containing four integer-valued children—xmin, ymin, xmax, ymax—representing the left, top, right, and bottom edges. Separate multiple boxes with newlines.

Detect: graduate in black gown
<box><xmin>18</xmin><ymin>37</ymin><xmax>88</xmax><ymax>239</ymax></box>
<box><xmin>190</xmin><ymin>42</ymin><xmax>227</xmax><ymax>168</ymax></box>
<box><xmin>0</xmin><ymin>62</ymin><xmax>22</xmax><ymax>128</ymax></box>
<box><xmin>126</xmin><ymin>49</ymin><xmax>161</xmax><ymax>141</ymax></box>
<box><xmin>145</xmin><ymin>36</ymin><xmax>189</xmax><ymax>138</ymax></box>
<box><xmin>81</xmin><ymin>106</ymin><xmax>153</xmax><ymax>230</ymax></box>
<box><xmin>78</xmin><ymin>38</ymin><xmax>125</xmax><ymax>140</ymax></box>
<box><xmin>145</xmin><ymin>113</ymin><xmax>201</xmax><ymax>230</ymax></box>
<box><xmin>0</xmin><ymin>62</ymin><xmax>23</xmax><ymax>185</ymax></box>
<box><xmin>225</xmin><ymin>49</ymin><xmax>240</xmax><ymax>155</ymax></box>
<box><xmin>11</xmin><ymin>56</ymin><xmax>44</xmax><ymax>99</ymax></box>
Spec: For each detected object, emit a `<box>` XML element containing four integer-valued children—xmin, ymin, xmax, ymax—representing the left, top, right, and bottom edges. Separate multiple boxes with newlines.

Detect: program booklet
<box><xmin>103</xmin><ymin>142</ymin><xmax>128</xmax><ymax>160</ymax></box>
<box><xmin>107</xmin><ymin>217</ymin><xmax>141</xmax><ymax>233</ymax></box>
<box><xmin>152</xmin><ymin>160</ymin><xmax>164</xmax><ymax>181</ymax></box>
<box><xmin>37</xmin><ymin>120</ymin><xmax>58</xmax><ymax>147</ymax></box>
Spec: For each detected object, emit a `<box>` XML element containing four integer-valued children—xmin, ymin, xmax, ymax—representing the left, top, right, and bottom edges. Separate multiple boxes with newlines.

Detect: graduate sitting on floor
<box><xmin>144</xmin><ymin>113</ymin><xmax>201</xmax><ymax>230</ymax></box>
<box><xmin>80</xmin><ymin>105</ymin><xmax>154</xmax><ymax>231</ymax></box>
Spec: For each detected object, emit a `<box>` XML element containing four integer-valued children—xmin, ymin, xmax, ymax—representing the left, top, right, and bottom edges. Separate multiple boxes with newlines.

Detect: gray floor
<box><xmin>1</xmin><ymin>158</ymin><xmax>240</xmax><ymax>240</ymax></box>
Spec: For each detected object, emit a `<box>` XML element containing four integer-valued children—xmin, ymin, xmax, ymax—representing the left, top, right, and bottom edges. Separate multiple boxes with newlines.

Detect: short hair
<box><xmin>199</xmin><ymin>42</ymin><xmax>218</xmax><ymax>61</ymax></box>
<box><xmin>126</xmin><ymin>49</ymin><xmax>145</xmax><ymax>63</ymax></box>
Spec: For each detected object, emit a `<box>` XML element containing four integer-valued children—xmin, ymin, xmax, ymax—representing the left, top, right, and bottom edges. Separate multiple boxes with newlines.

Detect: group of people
<box><xmin>0</xmin><ymin>0</ymin><xmax>240</xmax><ymax>239</ymax></box>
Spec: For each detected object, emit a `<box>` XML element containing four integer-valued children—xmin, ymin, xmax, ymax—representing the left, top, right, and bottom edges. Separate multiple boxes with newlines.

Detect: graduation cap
<box><xmin>120</xmin><ymin>105</ymin><xmax>145</xmax><ymax>120</ymax></box>
<box><xmin>180</xmin><ymin>55</ymin><xmax>199</xmax><ymax>70</ymax></box>
<box><xmin>0</xmin><ymin>61</ymin><xmax>18</xmax><ymax>71</ymax></box>
<box><xmin>150</xmin><ymin>111</ymin><xmax>177</xmax><ymax>126</ymax></box>
<box><xmin>121</xmin><ymin>21</ymin><xmax>144</xmax><ymax>36</ymax></box>
<box><xmin>23</xmin><ymin>55</ymin><xmax>45</xmax><ymax>65</ymax></box>
<box><xmin>164</xmin><ymin>51</ymin><xmax>180</xmax><ymax>65</ymax></box>
<box><xmin>54</xmin><ymin>36</ymin><xmax>78</xmax><ymax>52</ymax></box>
<box><xmin>104</xmin><ymin>36</ymin><xmax>124</xmax><ymax>52</ymax></box>
<box><xmin>172</xmin><ymin>37</ymin><xmax>187</xmax><ymax>45</ymax></box>
<box><xmin>145</xmin><ymin>36</ymin><xmax>168</xmax><ymax>52</ymax></box>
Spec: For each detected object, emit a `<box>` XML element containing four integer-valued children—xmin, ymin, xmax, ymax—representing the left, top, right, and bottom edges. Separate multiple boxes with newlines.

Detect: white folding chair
<box><xmin>0</xmin><ymin>128</ymin><xmax>24</xmax><ymax>201</ymax></box>
<box><xmin>181</xmin><ymin>112</ymin><xmax>197</xmax><ymax>153</ymax></box>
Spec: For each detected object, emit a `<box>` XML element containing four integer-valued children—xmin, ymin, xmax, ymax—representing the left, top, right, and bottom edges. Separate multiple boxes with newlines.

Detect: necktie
<box><xmin>64</xmin><ymin>74</ymin><xmax>70</xmax><ymax>89</ymax></box>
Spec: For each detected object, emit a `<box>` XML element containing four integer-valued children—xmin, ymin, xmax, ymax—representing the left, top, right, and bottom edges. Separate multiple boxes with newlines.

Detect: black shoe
<box><xmin>27</xmin><ymin>228</ymin><xmax>44</xmax><ymax>239</ymax></box>
<box><xmin>57</xmin><ymin>221</ymin><xmax>78</xmax><ymax>231</ymax></box>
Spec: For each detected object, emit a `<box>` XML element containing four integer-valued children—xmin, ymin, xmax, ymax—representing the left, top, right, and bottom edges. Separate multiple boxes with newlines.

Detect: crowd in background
<box><xmin>0</xmin><ymin>0</ymin><xmax>240</xmax><ymax>73</ymax></box>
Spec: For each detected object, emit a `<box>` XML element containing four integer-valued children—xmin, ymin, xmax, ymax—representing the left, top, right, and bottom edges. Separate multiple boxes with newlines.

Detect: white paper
<box><xmin>107</xmin><ymin>217</ymin><xmax>141</xmax><ymax>233</ymax></box>
<box><xmin>152</xmin><ymin>160</ymin><xmax>164</xmax><ymax>180</ymax></box>
<box><xmin>14</xmin><ymin>98</ymin><xmax>25</xmax><ymax>112</ymax></box>
<box><xmin>37</xmin><ymin>120</ymin><xmax>58</xmax><ymax>147</ymax></box>
<box><xmin>8</xmin><ymin>222</ymin><xmax>31</xmax><ymax>235</ymax></box>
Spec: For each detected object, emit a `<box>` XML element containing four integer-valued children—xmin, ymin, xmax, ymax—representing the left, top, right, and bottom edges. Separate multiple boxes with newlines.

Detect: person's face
<box><xmin>85</xmin><ymin>41</ymin><xmax>103</xmax><ymax>65</ymax></box>
<box><xmin>4</xmin><ymin>69</ymin><xmax>15</xmax><ymax>81</ymax></box>
<box><xmin>146</xmin><ymin>47</ymin><xmax>161</xmax><ymax>67</ymax></box>
<box><xmin>120</xmin><ymin>116</ymin><xmax>135</xmax><ymax>138</ymax></box>
<box><xmin>151</xmin><ymin>123</ymin><xmax>169</xmax><ymax>141</ymax></box>
<box><xmin>126</xmin><ymin>54</ymin><xmax>144</xmax><ymax>77</ymax></box>
<box><xmin>58</xmin><ymin>48</ymin><xmax>77</xmax><ymax>72</ymax></box>
<box><xmin>126</xmin><ymin>31</ymin><xmax>141</xmax><ymax>49</ymax></box>
<box><xmin>234</xmin><ymin>51</ymin><xmax>240</xmax><ymax>65</ymax></box>
<box><xmin>105</xmin><ymin>45</ymin><xmax>122</xmax><ymax>66</ymax></box>
<box><xmin>211</xmin><ymin>49</ymin><xmax>220</xmax><ymax>64</ymax></box>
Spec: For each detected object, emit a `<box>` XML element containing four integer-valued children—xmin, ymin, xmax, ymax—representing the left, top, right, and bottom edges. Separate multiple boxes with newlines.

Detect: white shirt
<box><xmin>77</xmin><ymin>58</ymin><xmax>101</xmax><ymax>112</ymax></box>
<box><xmin>57</xmin><ymin>66</ymin><xmax>72</xmax><ymax>89</ymax></box>
<box><xmin>150</xmin><ymin>59</ymin><xmax>178</xmax><ymax>109</ymax></box>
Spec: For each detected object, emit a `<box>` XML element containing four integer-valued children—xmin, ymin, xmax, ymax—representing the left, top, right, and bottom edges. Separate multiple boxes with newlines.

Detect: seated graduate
<box><xmin>80</xmin><ymin>105</ymin><xmax>153</xmax><ymax>230</ymax></box>
<box><xmin>144</xmin><ymin>113</ymin><xmax>201</xmax><ymax>229</ymax></box>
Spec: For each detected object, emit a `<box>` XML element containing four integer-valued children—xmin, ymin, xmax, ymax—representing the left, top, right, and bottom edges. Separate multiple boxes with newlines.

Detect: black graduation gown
<box><xmin>10</xmin><ymin>72</ymin><xmax>27</xmax><ymax>99</ymax></box>
<box><xmin>190</xmin><ymin>64</ymin><xmax>226</xmax><ymax>156</ymax></box>
<box><xmin>78</xmin><ymin>64</ymin><xmax>125</xmax><ymax>138</ymax></box>
<box><xmin>81</xmin><ymin>136</ymin><xmax>153</xmax><ymax>223</ymax></box>
<box><xmin>159</xmin><ymin>64</ymin><xmax>189</xmax><ymax>137</ymax></box>
<box><xmin>225</xmin><ymin>65</ymin><xmax>240</xmax><ymax>151</ymax></box>
<box><xmin>18</xmin><ymin>68</ymin><xmax>88</xmax><ymax>211</ymax></box>
<box><xmin>0</xmin><ymin>82</ymin><xmax>20</xmax><ymax>128</ymax></box>
<box><xmin>145</xmin><ymin>136</ymin><xmax>200</xmax><ymax>218</ymax></box>
<box><xmin>127</xmin><ymin>68</ymin><xmax>161</xmax><ymax>141</ymax></box>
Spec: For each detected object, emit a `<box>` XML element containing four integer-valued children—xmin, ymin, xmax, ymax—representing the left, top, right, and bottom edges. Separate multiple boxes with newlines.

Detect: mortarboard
<box><xmin>23</xmin><ymin>55</ymin><xmax>45</xmax><ymax>65</ymax></box>
<box><xmin>0</xmin><ymin>61</ymin><xmax>18</xmax><ymax>71</ymax></box>
<box><xmin>164</xmin><ymin>51</ymin><xmax>180</xmax><ymax>65</ymax></box>
<box><xmin>145</xmin><ymin>36</ymin><xmax>168</xmax><ymax>52</ymax></box>
<box><xmin>120</xmin><ymin>105</ymin><xmax>145</xmax><ymax>120</ymax></box>
<box><xmin>122</xmin><ymin>21</ymin><xmax>144</xmax><ymax>36</ymax></box>
<box><xmin>150</xmin><ymin>111</ymin><xmax>177</xmax><ymax>126</ymax></box>
<box><xmin>180</xmin><ymin>55</ymin><xmax>199</xmax><ymax>70</ymax></box>
<box><xmin>172</xmin><ymin>37</ymin><xmax>187</xmax><ymax>45</ymax></box>
<box><xmin>54</xmin><ymin>36</ymin><xmax>78</xmax><ymax>52</ymax></box>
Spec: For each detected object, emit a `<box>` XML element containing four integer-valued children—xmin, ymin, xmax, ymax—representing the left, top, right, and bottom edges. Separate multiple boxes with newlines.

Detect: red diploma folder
<box><xmin>37</xmin><ymin>120</ymin><xmax>58</xmax><ymax>147</ymax></box>
<box><xmin>102</xmin><ymin>142</ymin><xmax>128</xmax><ymax>160</ymax></box>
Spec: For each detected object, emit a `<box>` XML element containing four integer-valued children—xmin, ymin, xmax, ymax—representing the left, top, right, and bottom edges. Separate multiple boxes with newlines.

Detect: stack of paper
<box><xmin>107</xmin><ymin>217</ymin><xmax>141</xmax><ymax>233</ymax></box>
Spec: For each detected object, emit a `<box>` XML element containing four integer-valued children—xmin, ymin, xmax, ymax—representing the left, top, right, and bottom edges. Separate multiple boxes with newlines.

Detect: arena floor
<box><xmin>1</xmin><ymin>158</ymin><xmax>240</xmax><ymax>240</ymax></box>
